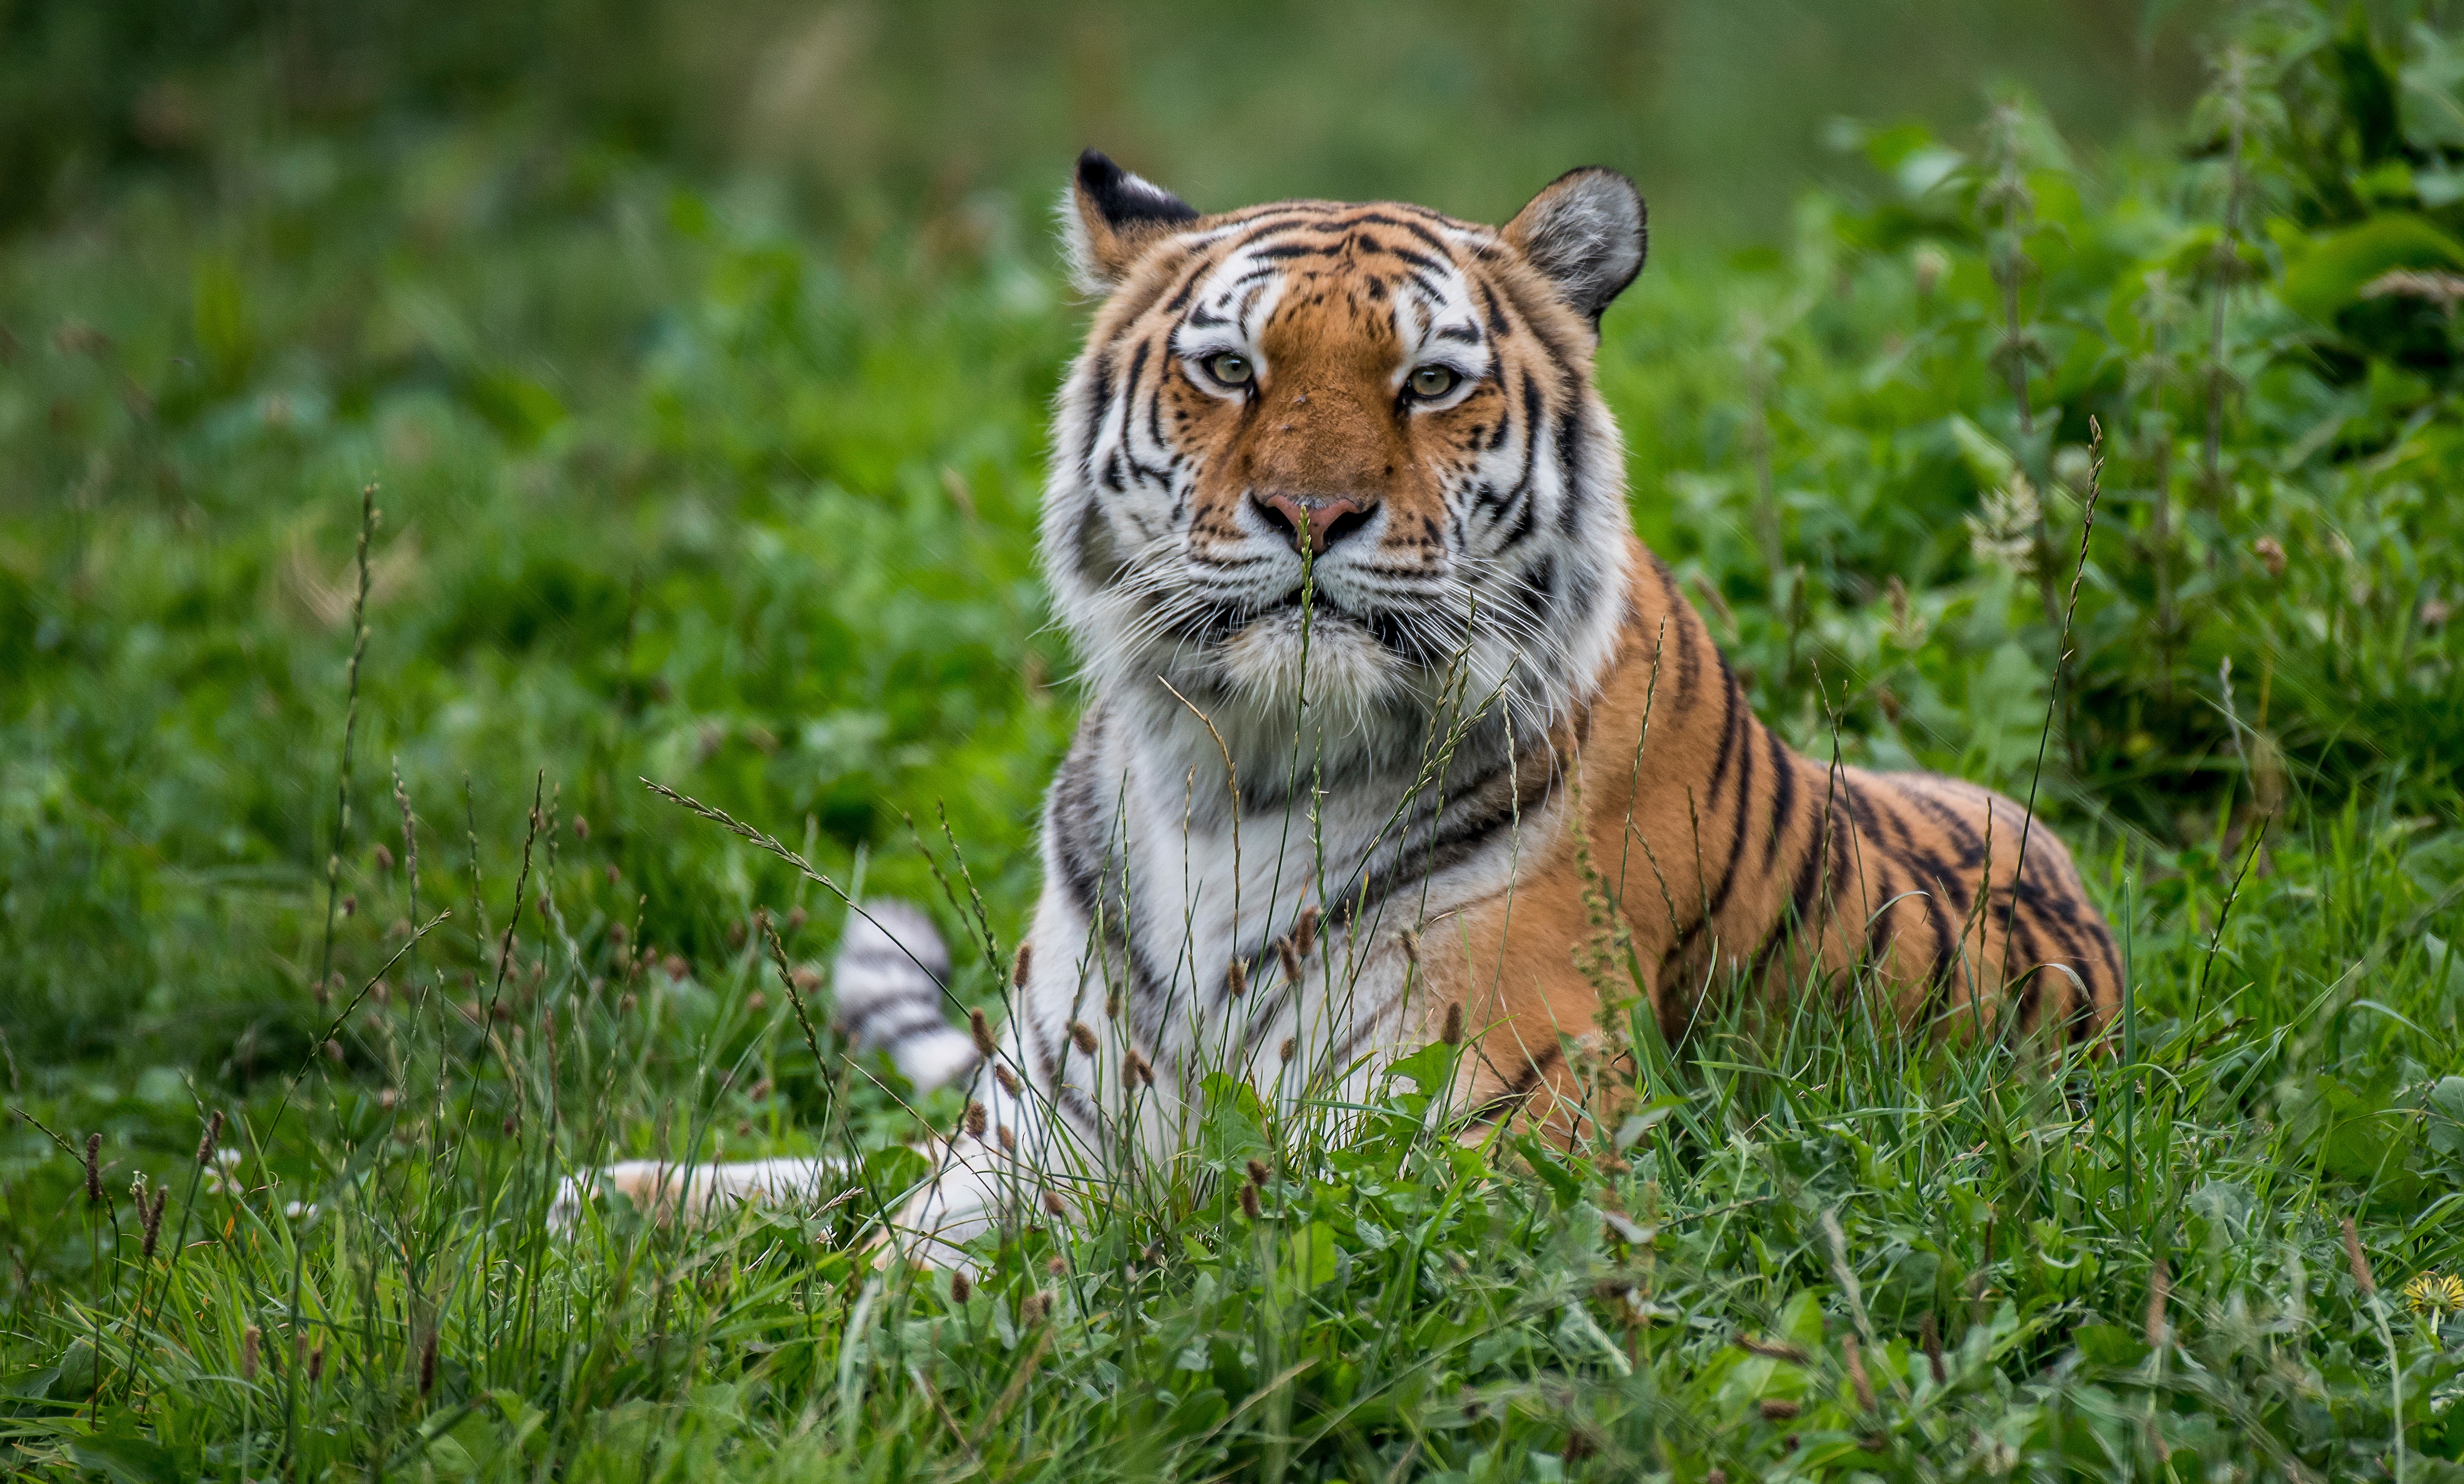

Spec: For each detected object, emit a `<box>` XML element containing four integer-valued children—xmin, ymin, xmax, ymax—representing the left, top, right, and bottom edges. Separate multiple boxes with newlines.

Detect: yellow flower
<box><xmin>2404</xmin><ymin>1271</ymin><xmax>2464</xmax><ymax>1320</ymax></box>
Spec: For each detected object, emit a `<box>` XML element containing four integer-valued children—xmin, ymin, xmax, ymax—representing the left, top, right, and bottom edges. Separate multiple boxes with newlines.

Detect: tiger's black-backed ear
<box><xmin>1063</xmin><ymin>149</ymin><xmax>1198</xmax><ymax>296</ymax></box>
<box><xmin>1503</xmin><ymin>168</ymin><xmax>1647</xmax><ymax>326</ymax></box>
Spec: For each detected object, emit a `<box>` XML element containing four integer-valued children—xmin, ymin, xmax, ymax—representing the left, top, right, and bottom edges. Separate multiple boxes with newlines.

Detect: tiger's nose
<box><xmin>1255</xmin><ymin>491</ymin><xmax>1377</xmax><ymax>555</ymax></box>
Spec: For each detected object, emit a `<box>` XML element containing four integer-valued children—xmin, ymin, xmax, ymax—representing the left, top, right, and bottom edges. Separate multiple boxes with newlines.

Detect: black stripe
<box><xmin>1080</xmin><ymin>352</ymin><xmax>1114</xmax><ymax>479</ymax></box>
<box><xmin>1555</xmin><ymin>416</ymin><xmax>1588</xmax><ymax>535</ymax></box>
<box><xmin>1744</xmin><ymin>796</ymin><xmax>1834</xmax><ymax>987</ymax></box>
<box><xmin>1476</xmin><ymin>279</ymin><xmax>1512</xmax><ymax>339</ymax></box>
<box><xmin>1702</xmin><ymin>705</ymin><xmax>1759</xmax><ymax>924</ymax></box>
<box><xmin>1863</xmin><ymin>855</ymin><xmax>1906</xmax><ymax>969</ymax></box>
<box><xmin>1120</xmin><ymin>338</ymin><xmax>1151</xmax><ymax>434</ymax></box>
<box><xmin>1897</xmin><ymin>779</ymin><xmax>1988</xmax><ymax>870</ymax></box>
<box><xmin>1056</xmin><ymin>1082</ymin><xmax>1108</xmax><ymax>1139</ymax></box>
<box><xmin>1162</xmin><ymin>252</ymin><xmax>1219</xmax><ymax>314</ymax></box>
<box><xmin>1761</xmin><ymin>729</ymin><xmax>1797</xmax><ymax>874</ymax></box>
<box><xmin>1029</xmin><ymin>1010</ymin><xmax>1064</xmax><ymax>1083</ymax></box>
<box><xmin>1349</xmin><ymin>211</ymin><xmax>1458</xmax><ymax>257</ymax></box>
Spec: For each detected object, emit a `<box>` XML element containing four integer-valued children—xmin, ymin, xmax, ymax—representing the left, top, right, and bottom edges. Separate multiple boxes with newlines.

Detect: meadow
<box><xmin>4</xmin><ymin>2</ymin><xmax>2464</xmax><ymax>1479</ymax></box>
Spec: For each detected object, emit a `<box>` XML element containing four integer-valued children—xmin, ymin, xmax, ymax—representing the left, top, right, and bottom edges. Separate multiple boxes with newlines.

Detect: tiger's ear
<box><xmin>1503</xmin><ymin>168</ymin><xmax>1647</xmax><ymax>326</ymax></box>
<box><xmin>1063</xmin><ymin>149</ymin><xmax>1199</xmax><ymax>296</ymax></box>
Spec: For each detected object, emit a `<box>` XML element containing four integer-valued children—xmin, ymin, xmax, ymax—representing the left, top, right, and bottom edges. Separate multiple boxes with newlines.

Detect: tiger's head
<box><xmin>1045</xmin><ymin>151</ymin><xmax>1646</xmax><ymax>784</ymax></box>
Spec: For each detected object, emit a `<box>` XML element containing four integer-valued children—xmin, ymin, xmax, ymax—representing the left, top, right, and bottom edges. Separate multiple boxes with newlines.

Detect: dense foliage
<box><xmin>3</xmin><ymin>2</ymin><xmax>2463</xmax><ymax>1479</ymax></box>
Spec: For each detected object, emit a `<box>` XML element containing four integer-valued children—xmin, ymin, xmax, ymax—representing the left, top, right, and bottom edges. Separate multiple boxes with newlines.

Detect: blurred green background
<box><xmin>6</xmin><ymin>0</ymin><xmax>2218</xmax><ymax>243</ymax></box>
<box><xmin>7</xmin><ymin>5</ymin><xmax>2464</xmax><ymax>1477</ymax></box>
<box><xmin>0</xmin><ymin>0</ymin><xmax>2247</xmax><ymax>1071</ymax></box>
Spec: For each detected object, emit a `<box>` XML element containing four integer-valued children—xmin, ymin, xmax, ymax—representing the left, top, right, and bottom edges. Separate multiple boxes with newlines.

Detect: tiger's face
<box><xmin>1044</xmin><ymin>152</ymin><xmax>1647</xmax><ymax>777</ymax></box>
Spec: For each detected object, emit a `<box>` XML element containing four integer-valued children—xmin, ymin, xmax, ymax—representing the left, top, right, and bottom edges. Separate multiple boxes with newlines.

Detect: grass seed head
<box><xmin>995</xmin><ymin>1064</ymin><xmax>1021</xmax><ymax>1096</ymax></box>
<box><xmin>572</xmin><ymin>814</ymin><xmax>589</xmax><ymax>841</ymax></box>
<box><xmin>418</xmin><ymin>1328</ymin><xmax>437</xmax><ymax>1396</ymax></box>
<box><xmin>1295</xmin><ymin>904</ymin><xmax>1321</xmax><ymax>959</ymax></box>
<box><xmin>241</xmin><ymin>1325</ymin><xmax>260</xmax><ymax>1381</ymax></box>
<box><xmin>2253</xmin><ymin>535</ymin><xmax>2287</xmax><ymax>578</ymax></box>
<box><xmin>965</xmin><ymin>1101</ymin><xmax>988</xmax><ymax>1138</ymax></box>
<box><xmin>1442</xmin><ymin>1001</ymin><xmax>1464</xmax><ymax>1046</ymax></box>
<box><xmin>308</xmin><ymin>1343</ymin><xmax>324</xmax><ymax>1384</ymax></box>
<box><xmin>970</xmin><ymin>1007</ymin><xmax>997</xmax><ymax>1058</ymax></box>
<box><xmin>1124</xmin><ymin>1048</ymin><xmax>1154</xmax><ymax>1087</ymax></box>
<box><xmin>1040</xmin><ymin>1188</ymin><xmax>1067</xmax><ymax>1217</ymax></box>
<box><xmin>1225</xmin><ymin>957</ymin><xmax>1249</xmax><ymax>998</ymax></box>
<box><xmin>2342</xmin><ymin>1217</ymin><xmax>2376</xmax><ymax>1296</ymax></box>
<box><xmin>949</xmin><ymin>1270</ymin><xmax>971</xmax><ymax>1304</ymax></box>
<box><xmin>998</xmin><ymin>1124</ymin><xmax>1016</xmax><ymax>1154</ymax></box>
<box><xmin>1279</xmin><ymin>1036</ymin><xmax>1297</xmax><ymax>1063</ymax></box>
<box><xmin>1759</xmin><ymin>1398</ymin><xmax>1800</xmax><ymax>1421</ymax></box>
<box><xmin>1275</xmin><ymin>935</ymin><xmax>1303</xmax><ymax>984</ymax></box>
<box><xmin>373</xmin><ymin>842</ymin><xmax>394</xmax><ymax>872</ymax></box>
<box><xmin>142</xmin><ymin>1186</ymin><xmax>168</xmax><ymax>1258</ymax></box>
<box><xmin>83</xmin><ymin>1132</ymin><xmax>100</xmax><ymax>1204</ymax></box>
<box><xmin>1843</xmin><ymin>1333</ymin><xmax>1876</xmax><ymax>1412</ymax></box>
<box><xmin>1246</xmin><ymin>1158</ymin><xmax>1270</xmax><ymax>1187</ymax></box>
<box><xmin>1734</xmin><ymin>1333</ymin><xmax>1812</xmax><ymax>1365</ymax></box>
<box><xmin>1919</xmin><ymin>1311</ymin><xmax>1946</xmax><ymax>1384</ymax></box>
<box><xmin>1012</xmin><ymin>939</ymin><xmax>1033</xmax><ymax>988</ymax></box>
<box><xmin>1238</xmin><ymin>1181</ymin><xmax>1262</xmax><ymax>1220</ymax></box>
<box><xmin>1069</xmin><ymin>1020</ymin><xmax>1097</xmax><ymax>1056</ymax></box>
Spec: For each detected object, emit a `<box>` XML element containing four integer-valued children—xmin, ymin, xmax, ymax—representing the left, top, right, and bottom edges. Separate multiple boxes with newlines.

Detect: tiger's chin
<box><xmin>1212</xmin><ymin>607</ymin><xmax>1409</xmax><ymax>711</ymax></box>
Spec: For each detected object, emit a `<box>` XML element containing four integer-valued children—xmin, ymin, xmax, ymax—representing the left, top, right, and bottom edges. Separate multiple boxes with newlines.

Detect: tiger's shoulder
<box><xmin>1533</xmin><ymin>542</ymin><xmax>2123</xmax><ymax>1043</ymax></box>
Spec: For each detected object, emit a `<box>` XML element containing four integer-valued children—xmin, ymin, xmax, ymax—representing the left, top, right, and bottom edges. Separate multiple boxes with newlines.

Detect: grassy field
<box><xmin>6</xmin><ymin>2</ymin><xmax>2464</xmax><ymax>1479</ymax></box>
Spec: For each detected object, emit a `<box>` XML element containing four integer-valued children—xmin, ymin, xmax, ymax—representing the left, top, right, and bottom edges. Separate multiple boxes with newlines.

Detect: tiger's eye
<box><xmin>1208</xmin><ymin>353</ymin><xmax>1253</xmax><ymax>386</ymax></box>
<box><xmin>1410</xmin><ymin>365</ymin><xmax>1458</xmax><ymax>398</ymax></box>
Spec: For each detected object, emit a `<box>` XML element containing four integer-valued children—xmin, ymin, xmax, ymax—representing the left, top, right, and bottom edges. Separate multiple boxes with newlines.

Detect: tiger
<box><xmin>563</xmin><ymin>151</ymin><xmax>2122</xmax><ymax>1258</ymax></box>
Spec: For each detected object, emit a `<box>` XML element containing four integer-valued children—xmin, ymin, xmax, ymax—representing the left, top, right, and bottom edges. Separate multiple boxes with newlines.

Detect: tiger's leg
<box><xmin>1417</xmin><ymin>852</ymin><xmax>1630</xmax><ymax>1151</ymax></box>
<box><xmin>879</xmin><ymin>883</ymin><xmax>1135</xmax><ymax>1269</ymax></box>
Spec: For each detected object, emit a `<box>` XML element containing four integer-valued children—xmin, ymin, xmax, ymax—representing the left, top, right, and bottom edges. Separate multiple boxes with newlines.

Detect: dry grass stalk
<box><xmin>1733</xmin><ymin>1334</ymin><xmax>1812</xmax><ymax>1365</ymax></box>
<box><xmin>2146</xmin><ymin>1258</ymin><xmax>2171</xmax><ymax>1347</ymax></box>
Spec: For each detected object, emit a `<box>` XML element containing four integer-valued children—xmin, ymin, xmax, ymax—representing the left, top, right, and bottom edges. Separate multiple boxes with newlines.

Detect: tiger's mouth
<box><xmin>1175</xmin><ymin>588</ymin><xmax>1444</xmax><ymax>668</ymax></box>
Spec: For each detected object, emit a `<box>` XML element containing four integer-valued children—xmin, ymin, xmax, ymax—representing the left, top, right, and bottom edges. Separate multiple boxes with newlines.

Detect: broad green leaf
<box><xmin>2277</xmin><ymin>214</ymin><xmax>2464</xmax><ymax>322</ymax></box>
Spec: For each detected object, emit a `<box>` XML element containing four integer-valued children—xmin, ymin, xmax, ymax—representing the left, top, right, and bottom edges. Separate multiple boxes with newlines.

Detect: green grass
<box><xmin>6</xmin><ymin>2</ymin><xmax>2464</xmax><ymax>1479</ymax></box>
